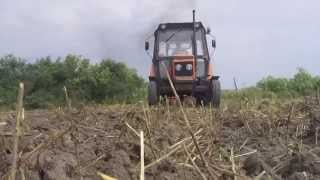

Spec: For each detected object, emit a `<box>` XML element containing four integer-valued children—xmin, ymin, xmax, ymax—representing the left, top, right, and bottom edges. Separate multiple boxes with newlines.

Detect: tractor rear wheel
<box><xmin>148</xmin><ymin>81</ymin><xmax>158</xmax><ymax>105</ymax></box>
<box><xmin>211</xmin><ymin>79</ymin><xmax>221</xmax><ymax>107</ymax></box>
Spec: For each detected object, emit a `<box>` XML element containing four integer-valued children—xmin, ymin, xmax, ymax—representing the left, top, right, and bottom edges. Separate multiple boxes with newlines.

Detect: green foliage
<box><xmin>257</xmin><ymin>68</ymin><xmax>319</xmax><ymax>97</ymax></box>
<box><xmin>0</xmin><ymin>55</ymin><xmax>146</xmax><ymax>108</ymax></box>
<box><xmin>0</xmin><ymin>55</ymin><xmax>27</xmax><ymax>107</ymax></box>
<box><xmin>223</xmin><ymin>68</ymin><xmax>319</xmax><ymax>107</ymax></box>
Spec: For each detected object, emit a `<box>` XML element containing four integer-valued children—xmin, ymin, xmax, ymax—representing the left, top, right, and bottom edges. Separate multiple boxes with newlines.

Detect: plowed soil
<box><xmin>1</xmin><ymin>98</ymin><xmax>320</xmax><ymax>180</ymax></box>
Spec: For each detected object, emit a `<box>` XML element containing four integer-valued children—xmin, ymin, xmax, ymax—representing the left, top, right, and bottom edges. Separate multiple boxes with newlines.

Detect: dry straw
<box><xmin>10</xmin><ymin>82</ymin><xmax>24</xmax><ymax>180</ymax></box>
<box><xmin>97</xmin><ymin>171</ymin><xmax>117</xmax><ymax>180</ymax></box>
<box><xmin>160</xmin><ymin>62</ymin><xmax>217</xmax><ymax>179</ymax></box>
<box><xmin>140</xmin><ymin>131</ymin><xmax>145</xmax><ymax>180</ymax></box>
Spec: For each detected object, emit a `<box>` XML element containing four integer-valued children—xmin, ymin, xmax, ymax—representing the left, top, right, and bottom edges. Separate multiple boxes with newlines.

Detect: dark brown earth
<box><xmin>1</xmin><ymin>98</ymin><xmax>320</xmax><ymax>180</ymax></box>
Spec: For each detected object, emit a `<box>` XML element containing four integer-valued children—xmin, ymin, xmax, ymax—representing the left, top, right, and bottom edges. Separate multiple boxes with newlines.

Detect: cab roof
<box><xmin>155</xmin><ymin>22</ymin><xmax>205</xmax><ymax>32</ymax></box>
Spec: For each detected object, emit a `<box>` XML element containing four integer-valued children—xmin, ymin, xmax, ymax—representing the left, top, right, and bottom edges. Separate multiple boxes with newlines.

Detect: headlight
<box><xmin>160</xmin><ymin>24</ymin><xmax>166</xmax><ymax>30</ymax></box>
<box><xmin>186</xmin><ymin>64</ymin><xmax>193</xmax><ymax>71</ymax></box>
<box><xmin>175</xmin><ymin>64</ymin><xmax>182</xmax><ymax>71</ymax></box>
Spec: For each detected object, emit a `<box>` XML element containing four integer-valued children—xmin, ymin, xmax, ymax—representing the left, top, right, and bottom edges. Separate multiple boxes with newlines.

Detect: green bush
<box><xmin>223</xmin><ymin>68</ymin><xmax>319</xmax><ymax>106</ymax></box>
<box><xmin>257</xmin><ymin>68</ymin><xmax>319</xmax><ymax>97</ymax></box>
<box><xmin>0</xmin><ymin>55</ymin><xmax>146</xmax><ymax>109</ymax></box>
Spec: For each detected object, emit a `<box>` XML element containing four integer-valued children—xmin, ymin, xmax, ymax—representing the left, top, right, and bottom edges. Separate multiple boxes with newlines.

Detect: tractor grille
<box><xmin>174</xmin><ymin>63</ymin><xmax>193</xmax><ymax>76</ymax></box>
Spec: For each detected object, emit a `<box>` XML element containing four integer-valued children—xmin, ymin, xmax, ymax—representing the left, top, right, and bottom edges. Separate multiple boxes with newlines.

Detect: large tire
<box><xmin>148</xmin><ymin>81</ymin><xmax>158</xmax><ymax>105</ymax></box>
<box><xmin>211</xmin><ymin>79</ymin><xmax>221</xmax><ymax>107</ymax></box>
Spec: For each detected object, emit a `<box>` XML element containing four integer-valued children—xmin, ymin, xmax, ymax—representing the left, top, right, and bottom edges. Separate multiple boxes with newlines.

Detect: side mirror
<box><xmin>145</xmin><ymin>41</ymin><xmax>149</xmax><ymax>51</ymax></box>
<box><xmin>212</xmin><ymin>40</ymin><xmax>216</xmax><ymax>48</ymax></box>
<box><xmin>206</xmin><ymin>27</ymin><xmax>211</xmax><ymax>34</ymax></box>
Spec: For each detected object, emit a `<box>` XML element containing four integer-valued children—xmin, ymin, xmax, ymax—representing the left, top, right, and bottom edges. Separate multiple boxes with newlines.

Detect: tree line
<box><xmin>0</xmin><ymin>55</ymin><xmax>146</xmax><ymax>109</ymax></box>
<box><xmin>257</xmin><ymin>68</ymin><xmax>320</xmax><ymax>97</ymax></box>
<box><xmin>223</xmin><ymin>68</ymin><xmax>320</xmax><ymax>100</ymax></box>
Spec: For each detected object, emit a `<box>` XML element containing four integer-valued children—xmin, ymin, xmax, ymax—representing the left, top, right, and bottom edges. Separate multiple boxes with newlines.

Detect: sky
<box><xmin>0</xmin><ymin>0</ymin><xmax>319</xmax><ymax>89</ymax></box>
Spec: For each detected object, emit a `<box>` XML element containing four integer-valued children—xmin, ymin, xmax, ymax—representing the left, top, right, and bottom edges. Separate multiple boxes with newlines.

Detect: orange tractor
<box><xmin>145</xmin><ymin>10</ymin><xmax>221</xmax><ymax>106</ymax></box>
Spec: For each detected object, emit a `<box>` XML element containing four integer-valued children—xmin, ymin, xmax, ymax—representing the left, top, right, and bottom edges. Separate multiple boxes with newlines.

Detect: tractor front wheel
<box><xmin>148</xmin><ymin>81</ymin><xmax>158</xmax><ymax>105</ymax></box>
<box><xmin>211</xmin><ymin>79</ymin><xmax>221</xmax><ymax>107</ymax></box>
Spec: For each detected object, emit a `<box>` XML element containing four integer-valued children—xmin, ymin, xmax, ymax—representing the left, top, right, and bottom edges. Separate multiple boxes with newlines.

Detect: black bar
<box><xmin>192</xmin><ymin>10</ymin><xmax>198</xmax><ymax>78</ymax></box>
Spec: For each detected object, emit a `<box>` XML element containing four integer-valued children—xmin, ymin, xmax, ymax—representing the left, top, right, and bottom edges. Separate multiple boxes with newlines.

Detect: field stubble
<box><xmin>0</xmin><ymin>97</ymin><xmax>320</xmax><ymax>180</ymax></box>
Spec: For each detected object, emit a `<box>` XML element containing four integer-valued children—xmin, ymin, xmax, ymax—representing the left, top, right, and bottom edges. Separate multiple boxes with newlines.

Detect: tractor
<box><xmin>145</xmin><ymin>10</ymin><xmax>221</xmax><ymax>107</ymax></box>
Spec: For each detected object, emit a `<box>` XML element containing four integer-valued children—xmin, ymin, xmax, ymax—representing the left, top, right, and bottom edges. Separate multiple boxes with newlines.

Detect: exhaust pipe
<box><xmin>192</xmin><ymin>10</ymin><xmax>197</xmax><ymax>63</ymax></box>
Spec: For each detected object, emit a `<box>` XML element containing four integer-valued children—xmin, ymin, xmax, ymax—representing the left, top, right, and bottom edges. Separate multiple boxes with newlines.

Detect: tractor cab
<box><xmin>145</xmin><ymin>11</ymin><xmax>221</xmax><ymax>106</ymax></box>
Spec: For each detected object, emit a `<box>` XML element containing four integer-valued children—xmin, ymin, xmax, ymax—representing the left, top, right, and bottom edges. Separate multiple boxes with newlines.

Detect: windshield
<box><xmin>158</xmin><ymin>29</ymin><xmax>204</xmax><ymax>57</ymax></box>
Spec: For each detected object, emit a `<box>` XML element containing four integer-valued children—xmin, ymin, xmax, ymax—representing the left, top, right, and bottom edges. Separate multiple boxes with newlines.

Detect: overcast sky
<box><xmin>0</xmin><ymin>0</ymin><xmax>319</xmax><ymax>88</ymax></box>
